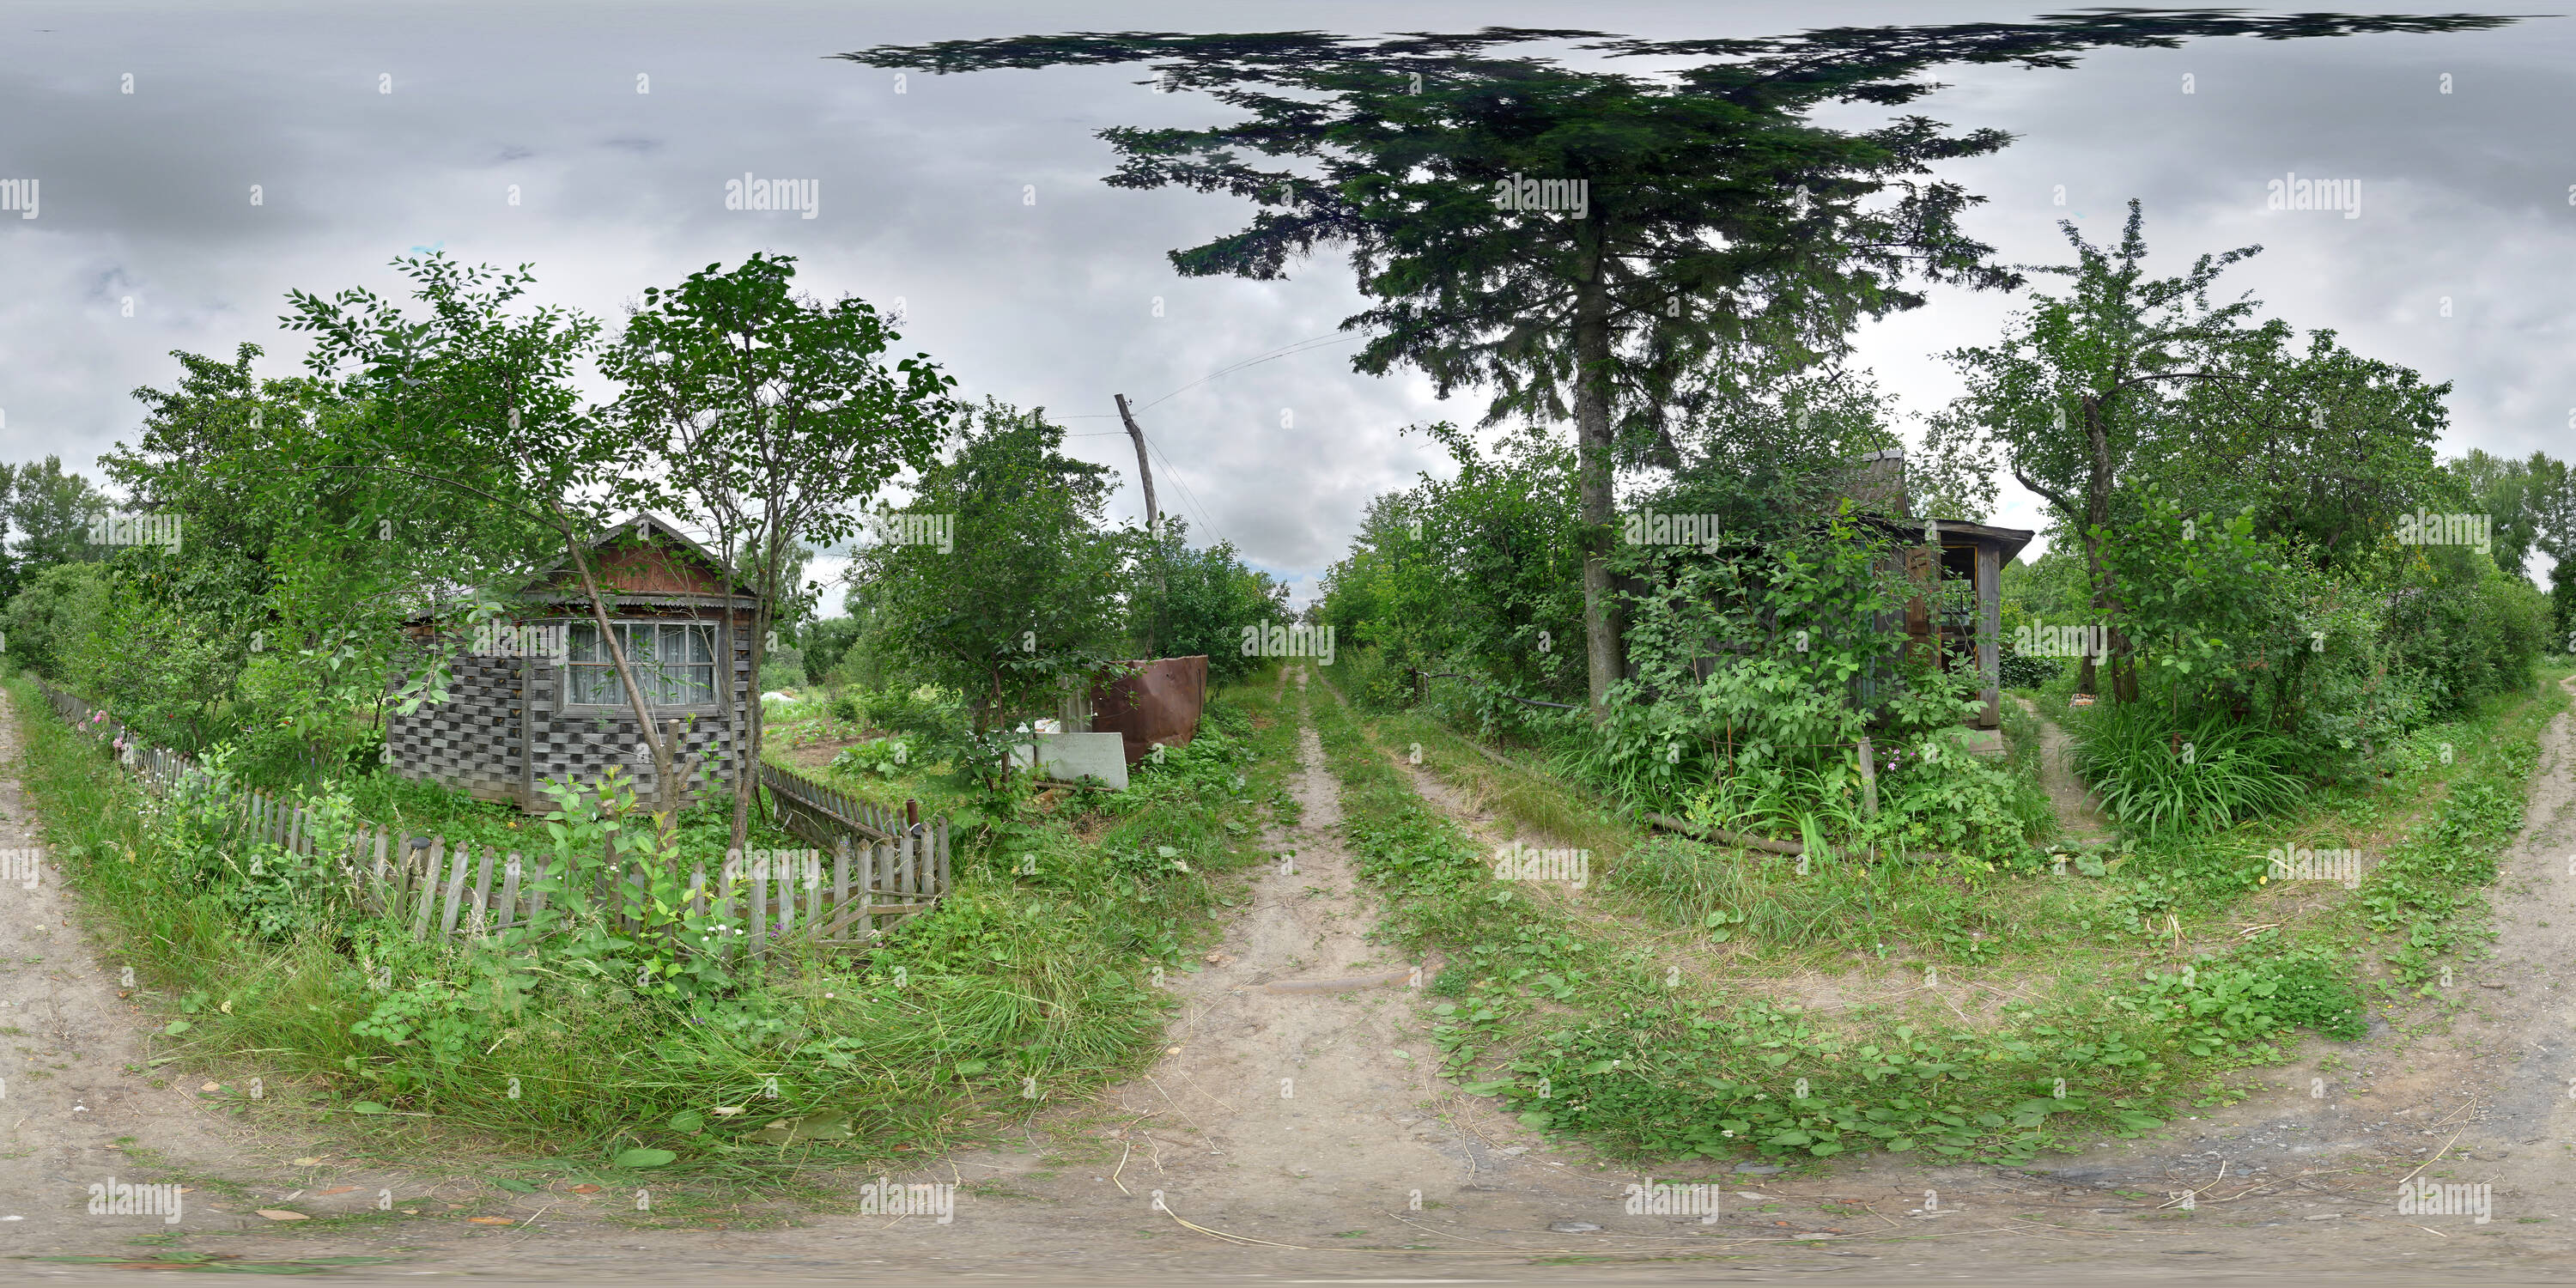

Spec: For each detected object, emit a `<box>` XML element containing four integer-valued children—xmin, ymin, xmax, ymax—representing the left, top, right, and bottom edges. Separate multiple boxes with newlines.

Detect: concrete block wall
<box><xmin>384</xmin><ymin>653</ymin><xmax>525</xmax><ymax>805</ymax></box>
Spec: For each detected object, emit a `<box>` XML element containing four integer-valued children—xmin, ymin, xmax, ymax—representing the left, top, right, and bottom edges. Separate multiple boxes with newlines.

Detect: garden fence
<box><xmin>29</xmin><ymin>680</ymin><xmax>949</xmax><ymax>957</ymax></box>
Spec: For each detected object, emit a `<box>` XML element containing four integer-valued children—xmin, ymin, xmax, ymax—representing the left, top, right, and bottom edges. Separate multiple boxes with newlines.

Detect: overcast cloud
<box><xmin>3</xmin><ymin>1</ymin><xmax>2568</xmax><ymax>600</ymax></box>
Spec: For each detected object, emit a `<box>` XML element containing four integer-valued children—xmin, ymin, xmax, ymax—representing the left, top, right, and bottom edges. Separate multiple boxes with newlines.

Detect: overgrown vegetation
<box><xmin>1306</xmin><ymin>675</ymin><xmax>2436</xmax><ymax>1163</ymax></box>
<box><xmin>15</xmin><ymin>663</ymin><xmax>1297</xmax><ymax>1172</ymax></box>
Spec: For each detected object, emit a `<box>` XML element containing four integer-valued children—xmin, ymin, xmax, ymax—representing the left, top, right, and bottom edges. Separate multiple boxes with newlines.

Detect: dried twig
<box><xmin>2398</xmin><ymin>1128</ymin><xmax>2465</xmax><ymax>1186</ymax></box>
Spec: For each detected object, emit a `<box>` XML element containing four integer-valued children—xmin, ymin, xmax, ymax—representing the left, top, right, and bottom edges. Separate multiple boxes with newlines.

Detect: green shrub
<box><xmin>2385</xmin><ymin>555</ymin><xmax>2553</xmax><ymax>716</ymax></box>
<box><xmin>1997</xmin><ymin>641</ymin><xmax>2063</xmax><ymax>690</ymax></box>
<box><xmin>2068</xmin><ymin>702</ymin><xmax>2307</xmax><ymax>834</ymax></box>
<box><xmin>2249</xmin><ymin>948</ymin><xmax>2367</xmax><ymax>1041</ymax></box>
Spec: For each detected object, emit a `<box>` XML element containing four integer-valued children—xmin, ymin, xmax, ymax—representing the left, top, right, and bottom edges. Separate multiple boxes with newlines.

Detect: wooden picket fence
<box><xmin>32</xmin><ymin>680</ymin><xmax>951</xmax><ymax>956</ymax></box>
<box><xmin>760</xmin><ymin>760</ymin><xmax>909</xmax><ymax>843</ymax></box>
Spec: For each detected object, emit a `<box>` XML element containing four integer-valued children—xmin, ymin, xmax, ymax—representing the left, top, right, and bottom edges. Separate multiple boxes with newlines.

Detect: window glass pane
<box><xmin>570</xmin><ymin>664</ymin><xmax>618</xmax><ymax>705</ymax></box>
<box><xmin>562</xmin><ymin>622</ymin><xmax>720</xmax><ymax>706</ymax></box>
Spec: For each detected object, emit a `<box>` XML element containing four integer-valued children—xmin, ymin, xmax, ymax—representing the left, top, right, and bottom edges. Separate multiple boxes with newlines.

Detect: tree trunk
<box><xmin>556</xmin><ymin>514</ymin><xmax>679</xmax><ymax>838</ymax></box>
<box><xmin>1116</xmin><ymin>393</ymin><xmax>1165</xmax><ymax>659</ymax></box>
<box><xmin>1571</xmin><ymin>238</ymin><xmax>1624</xmax><ymax>722</ymax></box>
<box><xmin>2076</xmin><ymin>395</ymin><xmax>2139</xmax><ymax>703</ymax></box>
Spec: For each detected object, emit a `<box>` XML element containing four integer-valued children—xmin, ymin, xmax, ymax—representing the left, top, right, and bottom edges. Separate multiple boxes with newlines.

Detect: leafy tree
<box><xmin>1127</xmin><ymin>516</ymin><xmax>1290</xmax><ymax>683</ymax></box>
<box><xmin>2151</xmin><ymin>328</ymin><xmax>2447</xmax><ymax>573</ymax></box>
<box><xmin>10</xmin><ymin>456</ymin><xmax>108</xmax><ymax>573</ymax></box>
<box><xmin>2532</xmin><ymin>454</ymin><xmax>2576</xmax><ymax>651</ymax></box>
<box><xmin>845</xmin><ymin>13</ymin><xmax>2507</xmax><ymax>718</ymax></box>
<box><xmin>281</xmin><ymin>256</ymin><xmax>726</xmax><ymax>824</ymax></box>
<box><xmin>798</xmin><ymin>615</ymin><xmax>863</xmax><ymax>684</ymax></box>
<box><xmin>854</xmin><ymin>399</ymin><xmax>1126</xmax><ymax>782</ymax></box>
<box><xmin>1321</xmin><ymin>424</ymin><xmax>1586</xmax><ymax>708</ymax></box>
<box><xmin>1</xmin><ymin>562</ymin><xmax>107</xmax><ymax>681</ymax></box>
<box><xmin>604</xmin><ymin>252</ymin><xmax>958</xmax><ymax>851</ymax></box>
<box><xmin>1945</xmin><ymin>202</ymin><xmax>2286</xmax><ymax>703</ymax></box>
<box><xmin>111</xmin><ymin>333</ymin><xmax>543</xmax><ymax>775</ymax></box>
<box><xmin>2445</xmin><ymin>448</ymin><xmax>2555</xmax><ymax>584</ymax></box>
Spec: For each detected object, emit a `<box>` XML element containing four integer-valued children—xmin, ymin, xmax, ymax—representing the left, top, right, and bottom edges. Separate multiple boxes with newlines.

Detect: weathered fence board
<box><xmin>31</xmin><ymin>679</ymin><xmax>955</xmax><ymax>956</ymax></box>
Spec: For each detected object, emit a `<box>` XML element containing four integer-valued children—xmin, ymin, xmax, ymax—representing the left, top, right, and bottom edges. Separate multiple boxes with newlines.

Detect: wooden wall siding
<box><xmin>1975</xmin><ymin>542</ymin><xmax>2002</xmax><ymax>728</ymax></box>
<box><xmin>534</xmin><ymin>540</ymin><xmax>730</xmax><ymax>598</ymax></box>
<box><xmin>33</xmin><ymin>681</ymin><xmax>950</xmax><ymax>956</ymax></box>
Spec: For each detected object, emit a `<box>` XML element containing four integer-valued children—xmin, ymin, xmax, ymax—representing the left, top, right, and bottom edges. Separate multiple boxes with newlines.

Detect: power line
<box><xmin>1139</xmin><ymin>422</ymin><xmax>1230</xmax><ymax>549</ymax></box>
<box><xmin>1112</xmin><ymin>330</ymin><xmax>1365</xmax><ymax>548</ymax></box>
<box><xmin>1136</xmin><ymin>331</ymin><xmax>1363</xmax><ymax>413</ymax></box>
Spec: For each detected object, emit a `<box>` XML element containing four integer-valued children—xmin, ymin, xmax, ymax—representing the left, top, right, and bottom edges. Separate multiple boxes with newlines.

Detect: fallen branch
<box><xmin>1642</xmin><ymin>811</ymin><xmax>1956</xmax><ymax>864</ymax></box>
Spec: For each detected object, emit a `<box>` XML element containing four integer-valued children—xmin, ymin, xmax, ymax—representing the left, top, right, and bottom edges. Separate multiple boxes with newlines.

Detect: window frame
<box><xmin>560</xmin><ymin>619</ymin><xmax>724</xmax><ymax>713</ymax></box>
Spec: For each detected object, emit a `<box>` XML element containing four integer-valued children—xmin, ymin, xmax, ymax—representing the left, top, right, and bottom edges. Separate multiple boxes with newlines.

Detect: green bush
<box><xmin>2</xmin><ymin>562</ymin><xmax>108</xmax><ymax>681</ymax></box>
<box><xmin>1997</xmin><ymin>641</ymin><xmax>2063</xmax><ymax>690</ymax></box>
<box><xmin>2385</xmin><ymin>552</ymin><xmax>2551</xmax><ymax>716</ymax></box>
<box><xmin>2249</xmin><ymin>948</ymin><xmax>2367</xmax><ymax>1041</ymax></box>
<box><xmin>2068</xmin><ymin>702</ymin><xmax>2307</xmax><ymax>835</ymax></box>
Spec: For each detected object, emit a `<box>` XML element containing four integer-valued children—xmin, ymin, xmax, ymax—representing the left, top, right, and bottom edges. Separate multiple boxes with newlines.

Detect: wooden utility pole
<box><xmin>1115</xmin><ymin>393</ymin><xmax>1167</xmax><ymax>658</ymax></box>
<box><xmin>1115</xmin><ymin>393</ymin><xmax>1159</xmax><ymax>536</ymax></box>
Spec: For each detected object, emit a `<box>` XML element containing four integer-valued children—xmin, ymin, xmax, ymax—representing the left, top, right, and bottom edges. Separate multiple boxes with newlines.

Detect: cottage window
<box><xmin>568</xmin><ymin>623</ymin><xmax>717</xmax><ymax>707</ymax></box>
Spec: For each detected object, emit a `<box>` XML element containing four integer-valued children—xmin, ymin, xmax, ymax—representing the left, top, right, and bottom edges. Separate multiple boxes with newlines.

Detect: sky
<box><xmin>3</xmin><ymin>1</ymin><xmax>2569</xmax><ymax>604</ymax></box>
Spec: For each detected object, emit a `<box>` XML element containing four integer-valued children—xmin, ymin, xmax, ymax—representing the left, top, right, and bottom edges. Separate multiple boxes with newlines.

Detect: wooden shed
<box><xmin>1617</xmin><ymin>448</ymin><xmax>2029</xmax><ymax>731</ymax></box>
<box><xmin>385</xmin><ymin>513</ymin><xmax>761</xmax><ymax>811</ymax></box>
<box><xmin>1856</xmin><ymin>449</ymin><xmax>2031</xmax><ymax>729</ymax></box>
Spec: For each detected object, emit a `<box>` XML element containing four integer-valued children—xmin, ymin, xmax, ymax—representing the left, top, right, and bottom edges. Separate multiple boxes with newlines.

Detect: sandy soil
<box><xmin>4</xmin><ymin>675</ymin><xmax>2575</xmax><ymax>1284</ymax></box>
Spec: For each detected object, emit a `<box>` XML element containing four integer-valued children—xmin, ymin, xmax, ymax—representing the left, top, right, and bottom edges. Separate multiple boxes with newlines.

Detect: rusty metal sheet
<box><xmin>1089</xmin><ymin>655</ymin><xmax>1208</xmax><ymax>765</ymax></box>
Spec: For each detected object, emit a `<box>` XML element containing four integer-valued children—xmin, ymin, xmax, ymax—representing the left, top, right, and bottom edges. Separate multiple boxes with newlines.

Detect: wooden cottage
<box><xmin>385</xmin><ymin>514</ymin><xmax>761</xmax><ymax>811</ymax></box>
<box><xmin>1856</xmin><ymin>448</ymin><xmax>2032</xmax><ymax>729</ymax></box>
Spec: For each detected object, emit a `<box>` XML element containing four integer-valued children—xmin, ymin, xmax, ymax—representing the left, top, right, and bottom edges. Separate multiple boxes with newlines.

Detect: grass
<box><xmin>2067</xmin><ymin>702</ymin><xmax>2308</xmax><ymax>834</ymax></box>
<box><xmin>9</xmin><ymin>664</ymin><xmax>1304</xmax><ymax>1191</ymax></box>
<box><xmin>1298</xmin><ymin>658</ymin><xmax>2570</xmax><ymax>1165</ymax></box>
<box><xmin>339</xmin><ymin>772</ymin><xmax>805</xmax><ymax>865</ymax></box>
<box><xmin>1360</xmin><ymin>702</ymin><xmax>1638</xmax><ymax>861</ymax></box>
